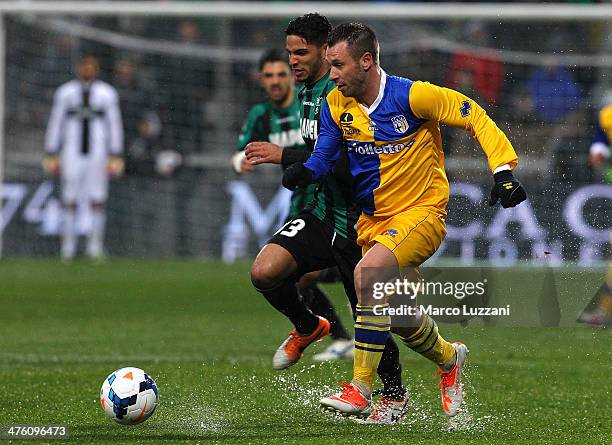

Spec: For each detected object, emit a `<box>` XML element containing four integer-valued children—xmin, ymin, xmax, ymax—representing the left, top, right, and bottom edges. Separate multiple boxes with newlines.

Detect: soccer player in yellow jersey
<box><xmin>283</xmin><ymin>22</ymin><xmax>527</xmax><ymax>417</ymax></box>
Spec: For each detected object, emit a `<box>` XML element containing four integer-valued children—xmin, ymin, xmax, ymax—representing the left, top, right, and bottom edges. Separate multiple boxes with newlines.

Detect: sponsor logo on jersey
<box><xmin>369</xmin><ymin>120</ymin><xmax>378</xmax><ymax>131</ymax></box>
<box><xmin>301</xmin><ymin>118</ymin><xmax>318</xmax><ymax>141</ymax></box>
<box><xmin>347</xmin><ymin>138</ymin><xmax>415</xmax><ymax>155</ymax></box>
<box><xmin>460</xmin><ymin>100</ymin><xmax>471</xmax><ymax>117</ymax></box>
<box><xmin>383</xmin><ymin>229</ymin><xmax>398</xmax><ymax>238</ymax></box>
<box><xmin>391</xmin><ymin>115</ymin><xmax>409</xmax><ymax>134</ymax></box>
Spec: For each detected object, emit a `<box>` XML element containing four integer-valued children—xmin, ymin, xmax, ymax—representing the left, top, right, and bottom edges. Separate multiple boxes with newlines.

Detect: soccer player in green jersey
<box><xmin>245</xmin><ymin>14</ymin><xmax>408</xmax><ymax>424</ymax></box>
<box><xmin>234</xmin><ymin>49</ymin><xmax>355</xmax><ymax>360</ymax></box>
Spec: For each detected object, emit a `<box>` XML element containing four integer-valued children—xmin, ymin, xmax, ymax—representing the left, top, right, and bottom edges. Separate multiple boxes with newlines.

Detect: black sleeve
<box><xmin>331</xmin><ymin>149</ymin><xmax>354</xmax><ymax>195</ymax></box>
<box><xmin>281</xmin><ymin>148</ymin><xmax>310</xmax><ymax>167</ymax></box>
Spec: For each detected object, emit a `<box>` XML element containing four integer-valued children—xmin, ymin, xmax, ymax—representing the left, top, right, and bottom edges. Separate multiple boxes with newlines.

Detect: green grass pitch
<box><xmin>0</xmin><ymin>260</ymin><xmax>610</xmax><ymax>444</ymax></box>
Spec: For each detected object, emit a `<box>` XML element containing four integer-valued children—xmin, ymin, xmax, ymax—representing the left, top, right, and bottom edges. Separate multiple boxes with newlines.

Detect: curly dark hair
<box><xmin>328</xmin><ymin>22</ymin><xmax>379</xmax><ymax>64</ymax></box>
<box><xmin>285</xmin><ymin>13</ymin><xmax>332</xmax><ymax>47</ymax></box>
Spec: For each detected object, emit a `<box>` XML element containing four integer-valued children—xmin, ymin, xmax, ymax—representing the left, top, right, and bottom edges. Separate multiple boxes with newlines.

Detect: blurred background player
<box><xmin>44</xmin><ymin>54</ymin><xmax>124</xmax><ymax>261</ymax></box>
<box><xmin>246</xmin><ymin>14</ymin><xmax>408</xmax><ymax>424</ymax></box>
<box><xmin>284</xmin><ymin>22</ymin><xmax>526</xmax><ymax>417</ymax></box>
<box><xmin>232</xmin><ymin>48</ymin><xmax>354</xmax><ymax>360</ymax></box>
<box><xmin>578</xmin><ymin>101</ymin><xmax>612</xmax><ymax>327</ymax></box>
<box><xmin>588</xmin><ymin>99</ymin><xmax>612</xmax><ymax>183</ymax></box>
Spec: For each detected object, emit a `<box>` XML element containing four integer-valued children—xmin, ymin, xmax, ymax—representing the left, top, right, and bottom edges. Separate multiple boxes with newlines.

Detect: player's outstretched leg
<box><xmin>251</xmin><ymin>244</ymin><xmax>330</xmax><ymax>370</ymax></box>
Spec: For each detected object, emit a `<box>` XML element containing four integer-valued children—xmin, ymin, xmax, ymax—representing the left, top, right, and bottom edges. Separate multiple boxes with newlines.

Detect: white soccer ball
<box><xmin>100</xmin><ymin>367</ymin><xmax>158</xmax><ymax>425</ymax></box>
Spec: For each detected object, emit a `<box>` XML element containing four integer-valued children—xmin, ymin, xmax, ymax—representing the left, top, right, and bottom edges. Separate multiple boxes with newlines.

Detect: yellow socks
<box><xmin>353</xmin><ymin>304</ymin><xmax>391</xmax><ymax>393</ymax></box>
<box><xmin>399</xmin><ymin>314</ymin><xmax>455</xmax><ymax>367</ymax></box>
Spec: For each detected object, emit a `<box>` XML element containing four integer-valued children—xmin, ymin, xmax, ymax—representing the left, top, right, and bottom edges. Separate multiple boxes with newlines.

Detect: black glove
<box><xmin>282</xmin><ymin>163</ymin><xmax>313</xmax><ymax>191</ymax></box>
<box><xmin>488</xmin><ymin>170</ymin><xmax>527</xmax><ymax>208</ymax></box>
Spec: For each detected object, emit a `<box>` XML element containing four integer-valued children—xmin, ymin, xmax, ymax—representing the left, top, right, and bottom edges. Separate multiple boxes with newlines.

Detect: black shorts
<box><xmin>284</xmin><ymin>213</ymin><xmax>343</xmax><ymax>284</ymax></box>
<box><xmin>268</xmin><ymin>212</ymin><xmax>361</xmax><ymax>310</ymax></box>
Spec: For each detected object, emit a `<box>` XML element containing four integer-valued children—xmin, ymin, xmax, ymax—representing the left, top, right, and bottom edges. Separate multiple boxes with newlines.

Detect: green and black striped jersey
<box><xmin>237</xmin><ymin>94</ymin><xmax>316</xmax><ymax>217</ymax></box>
<box><xmin>299</xmin><ymin>71</ymin><xmax>358</xmax><ymax>241</ymax></box>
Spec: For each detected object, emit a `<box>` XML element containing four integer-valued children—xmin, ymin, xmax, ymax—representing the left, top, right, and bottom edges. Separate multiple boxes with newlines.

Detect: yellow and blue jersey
<box><xmin>594</xmin><ymin>105</ymin><xmax>612</xmax><ymax>146</ymax></box>
<box><xmin>304</xmin><ymin>72</ymin><xmax>519</xmax><ymax>217</ymax></box>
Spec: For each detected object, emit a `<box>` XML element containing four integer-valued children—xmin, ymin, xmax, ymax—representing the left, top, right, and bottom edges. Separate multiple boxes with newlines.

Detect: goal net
<box><xmin>1</xmin><ymin>2</ymin><xmax>611</xmax><ymax>264</ymax></box>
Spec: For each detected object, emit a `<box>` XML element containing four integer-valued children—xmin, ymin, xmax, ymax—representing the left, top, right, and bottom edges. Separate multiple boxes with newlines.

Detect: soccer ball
<box><xmin>100</xmin><ymin>367</ymin><xmax>158</xmax><ymax>425</ymax></box>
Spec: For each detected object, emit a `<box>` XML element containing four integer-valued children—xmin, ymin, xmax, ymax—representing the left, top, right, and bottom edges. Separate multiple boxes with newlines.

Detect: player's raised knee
<box><xmin>251</xmin><ymin>244</ymin><xmax>298</xmax><ymax>290</ymax></box>
<box><xmin>250</xmin><ymin>258</ymin><xmax>282</xmax><ymax>290</ymax></box>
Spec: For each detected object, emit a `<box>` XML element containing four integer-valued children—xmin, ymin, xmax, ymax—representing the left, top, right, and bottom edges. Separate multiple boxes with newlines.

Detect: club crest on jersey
<box><xmin>460</xmin><ymin>100</ymin><xmax>471</xmax><ymax>117</ymax></box>
<box><xmin>340</xmin><ymin>112</ymin><xmax>354</xmax><ymax>126</ymax></box>
<box><xmin>383</xmin><ymin>229</ymin><xmax>398</xmax><ymax>238</ymax></box>
<box><xmin>391</xmin><ymin>115</ymin><xmax>409</xmax><ymax>134</ymax></box>
<box><xmin>340</xmin><ymin>112</ymin><xmax>360</xmax><ymax>136</ymax></box>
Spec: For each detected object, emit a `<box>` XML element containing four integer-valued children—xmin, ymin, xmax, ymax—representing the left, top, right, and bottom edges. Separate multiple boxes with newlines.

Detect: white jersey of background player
<box><xmin>44</xmin><ymin>54</ymin><xmax>124</xmax><ymax>260</ymax></box>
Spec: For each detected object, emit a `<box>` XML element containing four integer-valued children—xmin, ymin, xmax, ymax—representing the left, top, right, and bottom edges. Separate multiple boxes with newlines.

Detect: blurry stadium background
<box><xmin>0</xmin><ymin>0</ymin><xmax>610</xmax><ymax>264</ymax></box>
<box><xmin>1</xmin><ymin>3</ymin><xmax>611</xmax><ymax>443</ymax></box>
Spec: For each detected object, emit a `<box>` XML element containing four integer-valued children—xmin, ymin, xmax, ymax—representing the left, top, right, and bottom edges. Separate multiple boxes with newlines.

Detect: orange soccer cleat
<box><xmin>272</xmin><ymin>316</ymin><xmax>330</xmax><ymax>370</ymax></box>
<box><xmin>320</xmin><ymin>382</ymin><xmax>372</xmax><ymax>417</ymax></box>
<box><xmin>436</xmin><ymin>342</ymin><xmax>469</xmax><ymax>417</ymax></box>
